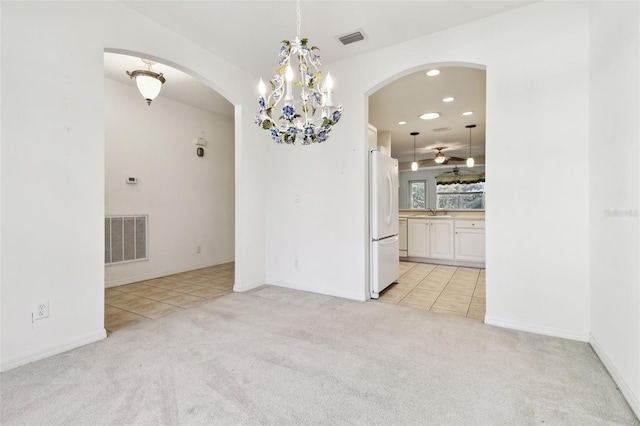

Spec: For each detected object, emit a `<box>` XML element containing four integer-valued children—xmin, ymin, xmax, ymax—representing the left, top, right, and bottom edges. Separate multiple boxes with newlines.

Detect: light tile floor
<box><xmin>378</xmin><ymin>261</ymin><xmax>486</xmax><ymax>321</ymax></box>
<box><xmin>105</xmin><ymin>262</ymin><xmax>234</xmax><ymax>333</ymax></box>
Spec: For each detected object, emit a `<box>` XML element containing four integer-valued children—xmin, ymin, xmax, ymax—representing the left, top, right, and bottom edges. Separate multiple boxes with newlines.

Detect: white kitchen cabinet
<box><xmin>407</xmin><ymin>218</ymin><xmax>454</xmax><ymax>260</ymax></box>
<box><xmin>454</xmin><ymin>220</ymin><xmax>486</xmax><ymax>263</ymax></box>
<box><xmin>408</xmin><ymin>219</ymin><xmax>429</xmax><ymax>257</ymax></box>
<box><xmin>429</xmin><ymin>219</ymin><xmax>454</xmax><ymax>260</ymax></box>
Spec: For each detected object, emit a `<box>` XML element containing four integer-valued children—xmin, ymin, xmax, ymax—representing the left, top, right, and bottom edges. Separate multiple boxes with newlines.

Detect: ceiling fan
<box><xmin>419</xmin><ymin>147</ymin><xmax>465</xmax><ymax>166</ymax></box>
<box><xmin>439</xmin><ymin>165</ymin><xmax>477</xmax><ymax>175</ymax></box>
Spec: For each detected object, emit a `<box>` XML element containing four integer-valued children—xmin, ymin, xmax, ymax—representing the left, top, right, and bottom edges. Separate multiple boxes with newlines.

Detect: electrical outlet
<box><xmin>295</xmin><ymin>259</ymin><xmax>300</xmax><ymax>269</ymax></box>
<box><xmin>34</xmin><ymin>301</ymin><xmax>49</xmax><ymax>320</ymax></box>
<box><xmin>196</xmin><ymin>246</ymin><xmax>201</xmax><ymax>254</ymax></box>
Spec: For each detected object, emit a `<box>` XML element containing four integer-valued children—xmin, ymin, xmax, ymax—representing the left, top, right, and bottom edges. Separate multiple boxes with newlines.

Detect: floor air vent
<box><xmin>105</xmin><ymin>215</ymin><xmax>148</xmax><ymax>265</ymax></box>
<box><xmin>338</xmin><ymin>31</ymin><xmax>365</xmax><ymax>45</ymax></box>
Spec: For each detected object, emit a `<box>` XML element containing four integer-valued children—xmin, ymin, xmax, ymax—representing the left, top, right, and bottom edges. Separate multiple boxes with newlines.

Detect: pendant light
<box><xmin>126</xmin><ymin>59</ymin><xmax>166</xmax><ymax>106</ymax></box>
<box><xmin>466</xmin><ymin>124</ymin><xmax>476</xmax><ymax>168</ymax></box>
<box><xmin>410</xmin><ymin>132</ymin><xmax>419</xmax><ymax>171</ymax></box>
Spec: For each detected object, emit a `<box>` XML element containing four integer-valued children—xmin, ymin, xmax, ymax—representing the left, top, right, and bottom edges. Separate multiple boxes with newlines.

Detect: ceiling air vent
<box><xmin>338</xmin><ymin>31</ymin><xmax>365</xmax><ymax>46</ymax></box>
<box><xmin>432</xmin><ymin>127</ymin><xmax>451</xmax><ymax>132</ymax></box>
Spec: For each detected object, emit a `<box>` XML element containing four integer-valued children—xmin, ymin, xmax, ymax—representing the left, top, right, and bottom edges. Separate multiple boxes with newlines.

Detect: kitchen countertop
<box><xmin>399</xmin><ymin>210</ymin><xmax>485</xmax><ymax>220</ymax></box>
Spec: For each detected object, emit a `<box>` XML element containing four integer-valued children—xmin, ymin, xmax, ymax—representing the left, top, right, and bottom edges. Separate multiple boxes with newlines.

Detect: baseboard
<box><xmin>484</xmin><ymin>315</ymin><xmax>590</xmax><ymax>342</ymax></box>
<box><xmin>590</xmin><ymin>334</ymin><xmax>640</xmax><ymax>420</ymax></box>
<box><xmin>1</xmin><ymin>329</ymin><xmax>107</xmax><ymax>372</ymax></box>
<box><xmin>267</xmin><ymin>280</ymin><xmax>366</xmax><ymax>301</ymax></box>
<box><xmin>233</xmin><ymin>280</ymin><xmax>266</xmax><ymax>292</ymax></box>
<box><xmin>405</xmin><ymin>257</ymin><xmax>485</xmax><ymax>269</ymax></box>
<box><xmin>105</xmin><ymin>258</ymin><xmax>235</xmax><ymax>288</ymax></box>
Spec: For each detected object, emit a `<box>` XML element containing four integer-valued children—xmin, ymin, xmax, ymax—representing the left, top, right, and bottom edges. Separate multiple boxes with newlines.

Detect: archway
<box><xmin>103</xmin><ymin>49</ymin><xmax>237</xmax><ymax>332</ymax></box>
<box><xmin>366</xmin><ymin>62</ymin><xmax>488</xmax><ymax>322</ymax></box>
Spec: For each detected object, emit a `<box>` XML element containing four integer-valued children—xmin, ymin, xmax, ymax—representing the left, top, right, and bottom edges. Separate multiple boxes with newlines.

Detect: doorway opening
<box><xmin>368</xmin><ymin>64</ymin><xmax>487</xmax><ymax>321</ymax></box>
<box><xmin>103</xmin><ymin>51</ymin><xmax>236</xmax><ymax>333</ymax></box>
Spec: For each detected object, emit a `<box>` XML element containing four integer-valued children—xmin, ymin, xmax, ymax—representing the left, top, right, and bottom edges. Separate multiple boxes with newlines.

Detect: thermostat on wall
<box><xmin>126</xmin><ymin>176</ymin><xmax>138</xmax><ymax>184</ymax></box>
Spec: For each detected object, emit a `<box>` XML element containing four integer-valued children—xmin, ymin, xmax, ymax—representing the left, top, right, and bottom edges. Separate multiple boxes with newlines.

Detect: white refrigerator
<box><xmin>370</xmin><ymin>150</ymin><xmax>400</xmax><ymax>299</ymax></box>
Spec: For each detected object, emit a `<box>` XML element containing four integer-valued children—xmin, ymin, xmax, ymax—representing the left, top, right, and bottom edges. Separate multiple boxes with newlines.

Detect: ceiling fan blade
<box><xmin>418</xmin><ymin>158</ymin><xmax>436</xmax><ymax>164</ymax></box>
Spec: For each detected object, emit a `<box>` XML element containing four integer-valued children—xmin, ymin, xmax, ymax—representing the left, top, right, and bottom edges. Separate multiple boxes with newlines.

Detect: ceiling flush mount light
<box><xmin>126</xmin><ymin>59</ymin><xmax>166</xmax><ymax>105</ymax></box>
<box><xmin>434</xmin><ymin>148</ymin><xmax>447</xmax><ymax>164</ymax></box>
<box><xmin>419</xmin><ymin>112</ymin><xmax>440</xmax><ymax>120</ymax></box>
<box><xmin>398</xmin><ymin>121</ymin><xmax>407</xmax><ymax>125</ymax></box>
<box><xmin>426</xmin><ymin>69</ymin><xmax>440</xmax><ymax>77</ymax></box>
<box><xmin>442</xmin><ymin>97</ymin><xmax>454</xmax><ymax>103</ymax></box>
<box><xmin>411</xmin><ymin>132</ymin><xmax>419</xmax><ymax>171</ymax></box>
<box><xmin>255</xmin><ymin>0</ymin><xmax>342</xmax><ymax>145</ymax></box>
<box><xmin>462</xmin><ymin>111</ymin><xmax>473</xmax><ymax>116</ymax></box>
<box><xmin>466</xmin><ymin>124</ymin><xmax>476</xmax><ymax>168</ymax></box>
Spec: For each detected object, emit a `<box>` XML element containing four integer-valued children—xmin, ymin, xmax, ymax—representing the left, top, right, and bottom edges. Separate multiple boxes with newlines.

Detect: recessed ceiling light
<box><xmin>426</xmin><ymin>69</ymin><xmax>440</xmax><ymax>77</ymax></box>
<box><xmin>442</xmin><ymin>97</ymin><xmax>454</xmax><ymax>103</ymax></box>
<box><xmin>462</xmin><ymin>111</ymin><xmax>473</xmax><ymax>116</ymax></box>
<box><xmin>398</xmin><ymin>121</ymin><xmax>407</xmax><ymax>125</ymax></box>
<box><xmin>419</xmin><ymin>112</ymin><xmax>440</xmax><ymax>120</ymax></box>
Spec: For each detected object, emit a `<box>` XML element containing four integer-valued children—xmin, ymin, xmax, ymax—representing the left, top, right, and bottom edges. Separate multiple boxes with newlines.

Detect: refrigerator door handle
<box><xmin>379</xmin><ymin>235</ymin><xmax>399</xmax><ymax>246</ymax></box>
<box><xmin>386</xmin><ymin>170</ymin><xmax>393</xmax><ymax>227</ymax></box>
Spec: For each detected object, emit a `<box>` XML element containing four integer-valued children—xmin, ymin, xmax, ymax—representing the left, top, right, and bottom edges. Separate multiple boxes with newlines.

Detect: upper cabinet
<box><xmin>368</xmin><ymin>124</ymin><xmax>392</xmax><ymax>156</ymax></box>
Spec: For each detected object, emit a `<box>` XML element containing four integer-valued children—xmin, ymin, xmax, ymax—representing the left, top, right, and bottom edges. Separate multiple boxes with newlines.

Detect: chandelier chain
<box><xmin>296</xmin><ymin>0</ymin><xmax>301</xmax><ymax>40</ymax></box>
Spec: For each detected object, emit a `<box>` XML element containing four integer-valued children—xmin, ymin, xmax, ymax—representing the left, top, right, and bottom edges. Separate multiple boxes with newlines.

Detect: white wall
<box><xmin>3</xmin><ymin>4</ymin><xmax>638</xmax><ymax>417</ymax></box>
<box><xmin>399</xmin><ymin>166</ymin><xmax>486</xmax><ymax>210</ymax></box>
<box><xmin>588</xmin><ymin>1</ymin><xmax>640</xmax><ymax>417</ymax></box>
<box><xmin>264</xmin><ymin>1</ymin><xmax>591</xmax><ymax>337</ymax></box>
<box><xmin>0</xmin><ymin>1</ymin><xmax>266</xmax><ymax>371</ymax></box>
<box><xmin>104</xmin><ymin>79</ymin><xmax>234</xmax><ymax>287</ymax></box>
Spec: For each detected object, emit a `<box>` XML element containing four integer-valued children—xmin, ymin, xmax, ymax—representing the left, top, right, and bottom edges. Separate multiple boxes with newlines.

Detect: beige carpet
<box><xmin>1</xmin><ymin>285</ymin><xmax>638</xmax><ymax>425</ymax></box>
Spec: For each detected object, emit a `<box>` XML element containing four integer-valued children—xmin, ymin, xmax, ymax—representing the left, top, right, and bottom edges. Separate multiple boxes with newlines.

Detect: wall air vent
<box><xmin>105</xmin><ymin>215</ymin><xmax>148</xmax><ymax>265</ymax></box>
<box><xmin>338</xmin><ymin>31</ymin><xmax>366</xmax><ymax>46</ymax></box>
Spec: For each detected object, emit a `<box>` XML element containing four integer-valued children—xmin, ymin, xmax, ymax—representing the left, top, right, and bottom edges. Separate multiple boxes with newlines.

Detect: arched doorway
<box><xmin>367</xmin><ymin>63</ymin><xmax>487</xmax><ymax>322</ymax></box>
<box><xmin>103</xmin><ymin>50</ymin><xmax>236</xmax><ymax>333</ymax></box>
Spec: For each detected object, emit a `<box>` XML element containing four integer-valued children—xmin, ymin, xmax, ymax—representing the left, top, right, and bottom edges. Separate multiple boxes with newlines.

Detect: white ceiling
<box><xmin>104</xmin><ymin>52</ymin><xmax>234</xmax><ymax>118</ymax></box>
<box><xmin>110</xmin><ymin>1</ymin><xmax>534</xmax><ymax>157</ymax></box>
<box><xmin>120</xmin><ymin>1</ymin><xmax>534</xmax><ymax>78</ymax></box>
<box><xmin>369</xmin><ymin>66</ymin><xmax>486</xmax><ymax>166</ymax></box>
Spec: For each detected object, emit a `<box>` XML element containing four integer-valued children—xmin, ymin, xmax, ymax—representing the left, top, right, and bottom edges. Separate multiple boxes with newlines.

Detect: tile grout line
<box><xmin>395</xmin><ymin>263</ymin><xmax>485</xmax><ymax>321</ymax></box>
<box><xmin>105</xmin><ymin>263</ymin><xmax>235</xmax><ymax>332</ymax></box>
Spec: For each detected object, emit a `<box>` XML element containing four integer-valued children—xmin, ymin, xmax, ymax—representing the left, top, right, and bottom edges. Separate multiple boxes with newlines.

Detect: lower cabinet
<box><xmin>408</xmin><ymin>219</ymin><xmax>429</xmax><ymax>257</ymax></box>
<box><xmin>406</xmin><ymin>217</ymin><xmax>485</xmax><ymax>265</ymax></box>
<box><xmin>430</xmin><ymin>220</ymin><xmax>454</xmax><ymax>260</ymax></box>
<box><xmin>454</xmin><ymin>220</ymin><xmax>486</xmax><ymax>263</ymax></box>
<box><xmin>407</xmin><ymin>219</ymin><xmax>454</xmax><ymax>260</ymax></box>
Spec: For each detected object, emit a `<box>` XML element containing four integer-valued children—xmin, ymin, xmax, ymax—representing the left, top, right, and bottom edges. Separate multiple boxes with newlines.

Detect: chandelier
<box><xmin>126</xmin><ymin>59</ymin><xmax>166</xmax><ymax>106</ymax></box>
<box><xmin>255</xmin><ymin>0</ymin><xmax>342</xmax><ymax>144</ymax></box>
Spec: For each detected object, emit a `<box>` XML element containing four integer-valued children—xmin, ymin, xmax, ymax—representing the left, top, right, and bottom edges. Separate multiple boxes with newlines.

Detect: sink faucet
<box><xmin>427</xmin><ymin>208</ymin><xmax>436</xmax><ymax>216</ymax></box>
